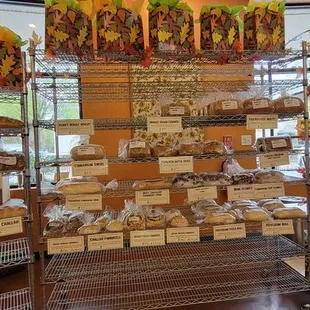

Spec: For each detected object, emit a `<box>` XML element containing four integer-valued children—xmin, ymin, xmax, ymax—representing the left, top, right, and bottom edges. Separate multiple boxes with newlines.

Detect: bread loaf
<box><xmin>71</xmin><ymin>144</ymin><xmax>105</xmax><ymax>161</ymax></box>
<box><xmin>255</xmin><ymin>170</ymin><xmax>286</xmax><ymax>183</ymax></box>
<box><xmin>172</xmin><ymin>173</ymin><xmax>203</xmax><ymax>188</ymax></box>
<box><xmin>274</xmin><ymin>96</ymin><xmax>304</xmax><ymax>113</ymax></box>
<box><xmin>178</xmin><ymin>142</ymin><xmax>204</xmax><ymax>156</ymax></box>
<box><xmin>125</xmin><ymin>211</ymin><xmax>145</xmax><ymax>230</ymax></box>
<box><xmin>132</xmin><ymin>178</ymin><xmax>172</xmax><ymax>190</ymax></box>
<box><xmin>273</xmin><ymin>207</ymin><xmax>306</xmax><ymax>219</ymax></box>
<box><xmin>170</xmin><ymin>215</ymin><xmax>189</xmax><ymax>227</ymax></box>
<box><xmin>207</xmin><ymin>99</ymin><xmax>243</xmax><ymax>115</ymax></box>
<box><xmin>0</xmin><ymin>116</ymin><xmax>24</xmax><ymax>128</ymax></box>
<box><xmin>204</xmin><ymin>212</ymin><xmax>236</xmax><ymax>224</ymax></box>
<box><xmin>55</xmin><ymin>181</ymin><xmax>104</xmax><ymax>195</ymax></box>
<box><xmin>262</xmin><ymin>200</ymin><xmax>285</xmax><ymax>211</ymax></box>
<box><xmin>106</xmin><ymin>220</ymin><xmax>123</xmax><ymax>232</ymax></box>
<box><xmin>232</xmin><ymin>173</ymin><xmax>255</xmax><ymax>185</ymax></box>
<box><xmin>161</xmin><ymin>102</ymin><xmax>191</xmax><ymax>116</ymax></box>
<box><xmin>127</xmin><ymin>139</ymin><xmax>151</xmax><ymax>158</ymax></box>
<box><xmin>151</xmin><ymin>145</ymin><xmax>178</xmax><ymax>157</ymax></box>
<box><xmin>78</xmin><ymin>223</ymin><xmax>101</xmax><ymax>235</ymax></box>
<box><xmin>199</xmin><ymin>172</ymin><xmax>232</xmax><ymax>186</ymax></box>
<box><xmin>0</xmin><ymin>151</ymin><xmax>25</xmax><ymax>171</ymax></box>
<box><xmin>255</xmin><ymin>136</ymin><xmax>292</xmax><ymax>152</ymax></box>
<box><xmin>0</xmin><ymin>199</ymin><xmax>27</xmax><ymax>219</ymax></box>
<box><xmin>243</xmin><ymin>209</ymin><xmax>270</xmax><ymax>221</ymax></box>
<box><xmin>145</xmin><ymin>208</ymin><xmax>166</xmax><ymax>228</ymax></box>
<box><xmin>243</xmin><ymin>97</ymin><xmax>274</xmax><ymax>114</ymax></box>
<box><xmin>203</xmin><ymin>141</ymin><xmax>227</xmax><ymax>155</ymax></box>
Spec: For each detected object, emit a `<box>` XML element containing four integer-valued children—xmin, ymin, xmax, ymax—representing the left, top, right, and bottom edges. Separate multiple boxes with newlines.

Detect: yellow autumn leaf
<box><xmin>129</xmin><ymin>24</ymin><xmax>140</xmax><ymax>43</ymax></box>
<box><xmin>268</xmin><ymin>2</ymin><xmax>278</xmax><ymax>12</ymax></box>
<box><xmin>99</xmin><ymin>28</ymin><xmax>106</xmax><ymax>38</ymax></box>
<box><xmin>211</xmin><ymin>8</ymin><xmax>222</xmax><ymax>18</ymax></box>
<box><xmin>102</xmin><ymin>3</ymin><xmax>117</xmax><ymax>14</ymax></box>
<box><xmin>272</xmin><ymin>25</ymin><xmax>281</xmax><ymax>45</ymax></box>
<box><xmin>158</xmin><ymin>30</ymin><xmax>173</xmax><ymax>42</ymax></box>
<box><xmin>0</xmin><ymin>55</ymin><xmax>15</xmax><ymax>76</ymax></box>
<box><xmin>54</xmin><ymin>30</ymin><xmax>69</xmax><ymax>42</ymax></box>
<box><xmin>105</xmin><ymin>30</ymin><xmax>121</xmax><ymax>42</ymax></box>
<box><xmin>79</xmin><ymin>0</ymin><xmax>93</xmax><ymax>18</ymax></box>
<box><xmin>150</xmin><ymin>29</ymin><xmax>157</xmax><ymax>38</ymax></box>
<box><xmin>180</xmin><ymin>22</ymin><xmax>190</xmax><ymax>44</ymax></box>
<box><xmin>77</xmin><ymin>27</ymin><xmax>88</xmax><ymax>47</ymax></box>
<box><xmin>228</xmin><ymin>27</ymin><xmax>236</xmax><ymax>46</ymax></box>
<box><xmin>245</xmin><ymin>30</ymin><xmax>253</xmax><ymax>39</ymax></box>
<box><xmin>94</xmin><ymin>0</ymin><xmax>110</xmax><ymax>11</ymax></box>
<box><xmin>212</xmin><ymin>32</ymin><xmax>222</xmax><ymax>44</ymax></box>
<box><xmin>202</xmin><ymin>30</ymin><xmax>210</xmax><ymax>40</ymax></box>
<box><xmin>47</xmin><ymin>26</ymin><xmax>55</xmax><ymax>36</ymax></box>
<box><xmin>53</xmin><ymin>3</ymin><xmax>67</xmax><ymax>14</ymax></box>
<box><xmin>257</xmin><ymin>32</ymin><xmax>267</xmax><ymax>44</ymax></box>
<box><xmin>255</xmin><ymin>8</ymin><xmax>266</xmax><ymax>18</ymax></box>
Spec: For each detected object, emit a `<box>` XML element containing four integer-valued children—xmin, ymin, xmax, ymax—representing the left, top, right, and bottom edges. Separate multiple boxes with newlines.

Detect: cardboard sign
<box><xmin>187</xmin><ymin>187</ymin><xmax>218</xmax><ymax>202</ymax></box>
<box><xmin>130</xmin><ymin>230</ymin><xmax>165</xmax><ymax>247</ymax></box>
<box><xmin>135</xmin><ymin>189</ymin><xmax>170</xmax><ymax>205</ymax></box>
<box><xmin>47</xmin><ymin>236</ymin><xmax>85</xmax><ymax>255</ymax></box>
<box><xmin>227</xmin><ymin>185</ymin><xmax>254</xmax><ymax>201</ymax></box>
<box><xmin>66</xmin><ymin>194</ymin><xmax>102</xmax><ymax>211</ymax></box>
<box><xmin>56</xmin><ymin>119</ymin><xmax>94</xmax><ymax>135</ymax></box>
<box><xmin>253</xmin><ymin>183</ymin><xmax>285</xmax><ymax>199</ymax></box>
<box><xmin>246</xmin><ymin>115</ymin><xmax>278</xmax><ymax>130</ymax></box>
<box><xmin>72</xmin><ymin>159</ymin><xmax>108</xmax><ymax>176</ymax></box>
<box><xmin>147</xmin><ymin>117</ymin><xmax>182</xmax><ymax>133</ymax></box>
<box><xmin>213</xmin><ymin>223</ymin><xmax>246</xmax><ymax>240</ymax></box>
<box><xmin>0</xmin><ymin>217</ymin><xmax>23</xmax><ymax>237</ymax></box>
<box><xmin>159</xmin><ymin>156</ymin><xmax>193</xmax><ymax>174</ymax></box>
<box><xmin>166</xmin><ymin>227</ymin><xmax>200</xmax><ymax>243</ymax></box>
<box><xmin>88</xmin><ymin>233</ymin><xmax>124</xmax><ymax>251</ymax></box>
<box><xmin>259</xmin><ymin>152</ymin><xmax>290</xmax><ymax>168</ymax></box>
<box><xmin>262</xmin><ymin>220</ymin><xmax>294</xmax><ymax>236</ymax></box>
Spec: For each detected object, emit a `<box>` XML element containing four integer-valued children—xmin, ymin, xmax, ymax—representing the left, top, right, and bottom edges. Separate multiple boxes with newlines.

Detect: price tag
<box><xmin>56</xmin><ymin>119</ymin><xmax>94</xmax><ymax>135</ymax></box>
<box><xmin>253</xmin><ymin>183</ymin><xmax>285</xmax><ymax>199</ymax></box>
<box><xmin>130</xmin><ymin>230</ymin><xmax>165</xmax><ymax>247</ymax></box>
<box><xmin>47</xmin><ymin>236</ymin><xmax>84</xmax><ymax>255</ymax></box>
<box><xmin>135</xmin><ymin>189</ymin><xmax>170</xmax><ymax>205</ymax></box>
<box><xmin>262</xmin><ymin>220</ymin><xmax>294</xmax><ymax>236</ymax></box>
<box><xmin>72</xmin><ymin>159</ymin><xmax>108</xmax><ymax>176</ymax></box>
<box><xmin>166</xmin><ymin>227</ymin><xmax>200</xmax><ymax>243</ymax></box>
<box><xmin>159</xmin><ymin>156</ymin><xmax>193</xmax><ymax>174</ymax></box>
<box><xmin>187</xmin><ymin>187</ymin><xmax>218</xmax><ymax>202</ymax></box>
<box><xmin>227</xmin><ymin>185</ymin><xmax>254</xmax><ymax>201</ymax></box>
<box><xmin>213</xmin><ymin>223</ymin><xmax>246</xmax><ymax>240</ymax></box>
<box><xmin>147</xmin><ymin>117</ymin><xmax>182</xmax><ymax>133</ymax></box>
<box><xmin>169</xmin><ymin>107</ymin><xmax>184</xmax><ymax>115</ymax></box>
<box><xmin>0</xmin><ymin>217</ymin><xmax>23</xmax><ymax>237</ymax></box>
<box><xmin>0</xmin><ymin>156</ymin><xmax>16</xmax><ymax>166</ymax></box>
<box><xmin>259</xmin><ymin>151</ymin><xmax>290</xmax><ymax>168</ymax></box>
<box><xmin>88</xmin><ymin>233</ymin><xmax>124</xmax><ymax>251</ymax></box>
<box><xmin>66</xmin><ymin>194</ymin><xmax>102</xmax><ymax>211</ymax></box>
<box><xmin>246</xmin><ymin>115</ymin><xmax>278</xmax><ymax>130</ymax></box>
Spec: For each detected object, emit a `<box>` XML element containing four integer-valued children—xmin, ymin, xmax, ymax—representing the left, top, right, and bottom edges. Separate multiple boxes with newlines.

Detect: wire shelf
<box><xmin>46</xmin><ymin>260</ymin><xmax>309</xmax><ymax>309</ymax></box>
<box><xmin>0</xmin><ymin>238</ymin><xmax>30</xmax><ymax>269</ymax></box>
<box><xmin>44</xmin><ymin>235</ymin><xmax>306</xmax><ymax>282</ymax></box>
<box><xmin>0</xmin><ymin>288</ymin><xmax>32</xmax><ymax>310</ymax></box>
<box><xmin>0</xmin><ymin>128</ymin><xmax>24</xmax><ymax>137</ymax></box>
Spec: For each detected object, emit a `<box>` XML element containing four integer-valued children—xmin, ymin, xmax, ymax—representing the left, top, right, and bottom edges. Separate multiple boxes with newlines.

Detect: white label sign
<box><xmin>187</xmin><ymin>187</ymin><xmax>218</xmax><ymax>202</ymax></box>
<box><xmin>0</xmin><ymin>156</ymin><xmax>16</xmax><ymax>166</ymax></box>
<box><xmin>166</xmin><ymin>227</ymin><xmax>200</xmax><ymax>243</ymax></box>
<box><xmin>213</xmin><ymin>223</ymin><xmax>246</xmax><ymax>240</ymax></box>
<box><xmin>159</xmin><ymin>156</ymin><xmax>193</xmax><ymax>174</ymax></box>
<box><xmin>129</xmin><ymin>141</ymin><xmax>146</xmax><ymax>149</ymax></box>
<box><xmin>147</xmin><ymin>117</ymin><xmax>182</xmax><ymax>133</ymax></box>
<box><xmin>77</xmin><ymin>146</ymin><xmax>95</xmax><ymax>156</ymax></box>
<box><xmin>169</xmin><ymin>107</ymin><xmax>184</xmax><ymax>115</ymax></box>
<box><xmin>88</xmin><ymin>233</ymin><xmax>124</xmax><ymax>251</ymax></box>
<box><xmin>56</xmin><ymin>119</ymin><xmax>94</xmax><ymax>135</ymax></box>
<box><xmin>66</xmin><ymin>194</ymin><xmax>102</xmax><ymax>211</ymax></box>
<box><xmin>253</xmin><ymin>99</ymin><xmax>269</xmax><ymax>109</ymax></box>
<box><xmin>259</xmin><ymin>152</ymin><xmax>290</xmax><ymax>168</ymax></box>
<box><xmin>47</xmin><ymin>236</ymin><xmax>85</xmax><ymax>255</ymax></box>
<box><xmin>246</xmin><ymin>115</ymin><xmax>278</xmax><ymax>130</ymax></box>
<box><xmin>227</xmin><ymin>185</ymin><xmax>254</xmax><ymax>201</ymax></box>
<box><xmin>135</xmin><ymin>189</ymin><xmax>170</xmax><ymax>205</ymax></box>
<box><xmin>253</xmin><ymin>183</ymin><xmax>285</xmax><ymax>199</ymax></box>
<box><xmin>271</xmin><ymin>139</ymin><xmax>287</xmax><ymax>149</ymax></box>
<box><xmin>262</xmin><ymin>220</ymin><xmax>294</xmax><ymax>235</ymax></box>
<box><xmin>284</xmin><ymin>98</ymin><xmax>300</xmax><ymax>108</ymax></box>
<box><xmin>130</xmin><ymin>230</ymin><xmax>165</xmax><ymax>247</ymax></box>
<box><xmin>222</xmin><ymin>100</ymin><xmax>238</xmax><ymax>110</ymax></box>
<box><xmin>0</xmin><ymin>217</ymin><xmax>23</xmax><ymax>237</ymax></box>
<box><xmin>71</xmin><ymin>159</ymin><xmax>108</xmax><ymax>176</ymax></box>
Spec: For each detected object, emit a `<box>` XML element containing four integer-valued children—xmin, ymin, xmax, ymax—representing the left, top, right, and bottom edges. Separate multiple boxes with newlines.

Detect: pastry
<box><xmin>44</xmin><ymin>220</ymin><xmax>65</xmax><ymax>236</ymax></box>
<box><xmin>127</xmin><ymin>139</ymin><xmax>151</xmax><ymax>158</ymax></box>
<box><xmin>257</xmin><ymin>199</ymin><xmax>277</xmax><ymax>207</ymax></box>
<box><xmin>145</xmin><ymin>208</ymin><xmax>166</xmax><ymax>228</ymax></box>
<box><xmin>151</xmin><ymin>145</ymin><xmax>178</xmax><ymax>157</ymax></box>
<box><xmin>199</xmin><ymin>172</ymin><xmax>232</xmax><ymax>186</ymax></box>
<box><xmin>255</xmin><ymin>136</ymin><xmax>292</xmax><ymax>152</ymax></box>
<box><xmin>231</xmin><ymin>202</ymin><xmax>257</xmax><ymax>213</ymax></box>
<box><xmin>273</xmin><ymin>207</ymin><xmax>306</xmax><ymax>219</ymax></box>
<box><xmin>273</xmin><ymin>96</ymin><xmax>304</xmax><ymax>113</ymax></box>
<box><xmin>204</xmin><ymin>212</ymin><xmax>236</xmax><ymax>225</ymax></box>
<box><xmin>124</xmin><ymin>212</ymin><xmax>145</xmax><ymax>230</ymax></box>
<box><xmin>106</xmin><ymin>220</ymin><xmax>123</xmax><ymax>232</ymax></box>
<box><xmin>0</xmin><ymin>116</ymin><xmax>24</xmax><ymax>128</ymax></box>
<box><xmin>170</xmin><ymin>215</ymin><xmax>189</xmax><ymax>227</ymax></box>
<box><xmin>78</xmin><ymin>223</ymin><xmax>101</xmax><ymax>235</ymax></box>
<box><xmin>172</xmin><ymin>173</ymin><xmax>203</xmax><ymax>189</ymax></box>
<box><xmin>262</xmin><ymin>200</ymin><xmax>285</xmax><ymax>211</ymax></box>
<box><xmin>207</xmin><ymin>99</ymin><xmax>243</xmax><ymax>115</ymax></box>
<box><xmin>255</xmin><ymin>170</ymin><xmax>286</xmax><ymax>183</ymax></box>
<box><xmin>243</xmin><ymin>209</ymin><xmax>270</xmax><ymax>221</ymax></box>
<box><xmin>243</xmin><ymin>97</ymin><xmax>274</xmax><ymax>114</ymax></box>
<box><xmin>67</xmin><ymin>213</ymin><xmax>84</xmax><ymax>233</ymax></box>
<box><xmin>71</xmin><ymin>144</ymin><xmax>106</xmax><ymax>161</ymax></box>
<box><xmin>165</xmin><ymin>209</ymin><xmax>181</xmax><ymax>223</ymax></box>
<box><xmin>95</xmin><ymin>215</ymin><xmax>112</xmax><ymax>230</ymax></box>
<box><xmin>192</xmin><ymin>200</ymin><xmax>222</xmax><ymax>214</ymax></box>
<box><xmin>232</xmin><ymin>173</ymin><xmax>255</xmax><ymax>185</ymax></box>
<box><xmin>203</xmin><ymin>141</ymin><xmax>227</xmax><ymax>155</ymax></box>
<box><xmin>132</xmin><ymin>178</ymin><xmax>172</xmax><ymax>190</ymax></box>
<box><xmin>178</xmin><ymin>142</ymin><xmax>204</xmax><ymax>156</ymax></box>
<box><xmin>0</xmin><ymin>151</ymin><xmax>25</xmax><ymax>171</ymax></box>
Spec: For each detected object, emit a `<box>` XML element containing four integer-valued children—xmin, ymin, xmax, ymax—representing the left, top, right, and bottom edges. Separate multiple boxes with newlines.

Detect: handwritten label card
<box><xmin>66</xmin><ymin>194</ymin><xmax>102</xmax><ymax>211</ymax></box>
<box><xmin>159</xmin><ymin>156</ymin><xmax>193</xmax><ymax>174</ymax></box>
<box><xmin>259</xmin><ymin>152</ymin><xmax>290</xmax><ymax>168</ymax></box>
<box><xmin>247</xmin><ymin>115</ymin><xmax>278</xmax><ymax>130</ymax></box>
<box><xmin>72</xmin><ymin>159</ymin><xmax>108</xmax><ymax>176</ymax></box>
<box><xmin>88</xmin><ymin>233</ymin><xmax>123</xmax><ymax>251</ymax></box>
<box><xmin>262</xmin><ymin>220</ymin><xmax>294</xmax><ymax>236</ymax></box>
<box><xmin>47</xmin><ymin>236</ymin><xmax>84</xmax><ymax>255</ymax></box>
<box><xmin>56</xmin><ymin>119</ymin><xmax>94</xmax><ymax>135</ymax></box>
<box><xmin>253</xmin><ymin>183</ymin><xmax>285</xmax><ymax>199</ymax></box>
<box><xmin>130</xmin><ymin>230</ymin><xmax>165</xmax><ymax>247</ymax></box>
<box><xmin>135</xmin><ymin>189</ymin><xmax>170</xmax><ymax>205</ymax></box>
<box><xmin>227</xmin><ymin>185</ymin><xmax>254</xmax><ymax>201</ymax></box>
<box><xmin>0</xmin><ymin>217</ymin><xmax>23</xmax><ymax>237</ymax></box>
<box><xmin>147</xmin><ymin>117</ymin><xmax>182</xmax><ymax>133</ymax></box>
<box><xmin>166</xmin><ymin>227</ymin><xmax>200</xmax><ymax>243</ymax></box>
<box><xmin>187</xmin><ymin>187</ymin><xmax>218</xmax><ymax>202</ymax></box>
<box><xmin>213</xmin><ymin>223</ymin><xmax>246</xmax><ymax>240</ymax></box>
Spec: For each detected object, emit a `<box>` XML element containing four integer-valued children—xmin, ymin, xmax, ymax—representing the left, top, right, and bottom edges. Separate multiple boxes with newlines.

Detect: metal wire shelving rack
<box><xmin>30</xmin><ymin>42</ymin><xmax>310</xmax><ymax>309</ymax></box>
<box><xmin>0</xmin><ymin>53</ymin><xmax>35</xmax><ymax>309</ymax></box>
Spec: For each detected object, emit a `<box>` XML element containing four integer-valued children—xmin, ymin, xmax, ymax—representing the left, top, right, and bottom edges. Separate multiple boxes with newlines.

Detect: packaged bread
<box><xmin>204</xmin><ymin>212</ymin><xmax>236</xmax><ymax>225</ymax></box>
<box><xmin>255</xmin><ymin>136</ymin><xmax>292</xmax><ymax>152</ymax></box>
<box><xmin>66</xmin><ymin>211</ymin><xmax>84</xmax><ymax>233</ymax></box>
<box><xmin>124</xmin><ymin>201</ymin><xmax>145</xmax><ymax>230</ymax></box>
<box><xmin>230</xmin><ymin>201</ymin><xmax>258</xmax><ymax>213</ymax></box>
<box><xmin>132</xmin><ymin>178</ymin><xmax>172</xmax><ymax>190</ymax></box>
<box><xmin>199</xmin><ymin>172</ymin><xmax>232</xmax><ymax>186</ymax></box>
<box><xmin>165</xmin><ymin>209</ymin><xmax>182</xmax><ymax>223</ymax></box>
<box><xmin>207</xmin><ymin>99</ymin><xmax>243</xmax><ymax>115</ymax></box>
<box><xmin>273</xmin><ymin>207</ymin><xmax>306</xmax><ymax>219</ymax></box>
<box><xmin>172</xmin><ymin>173</ymin><xmax>203</xmax><ymax>189</ymax></box>
<box><xmin>274</xmin><ymin>97</ymin><xmax>304</xmax><ymax>113</ymax></box>
<box><xmin>178</xmin><ymin>142</ymin><xmax>204</xmax><ymax>156</ymax></box>
<box><xmin>0</xmin><ymin>198</ymin><xmax>27</xmax><ymax>219</ymax></box>
<box><xmin>0</xmin><ymin>150</ymin><xmax>25</xmax><ymax>171</ymax></box>
<box><xmin>170</xmin><ymin>215</ymin><xmax>189</xmax><ymax>227</ymax></box>
<box><xmin>106</xmin><ymin>219</ymin><xmax>123</xmax><ymax>232</ymax></box>
<box><xmin>255</xmin><ymin>170</ymin><xmax>286</xmax><ymax>184</ymax></box>
<box><xmin>95</xmin><ymin>207</ymin><xmax>113</xmax><ymax>230</ymax></box>
<box><xmin>232</xmin><ymin>173</ymin><xmax>255</xmax><ymax>185</ymax></box>
<box><xmin>78</xmin><ymin>213</ymin><xmax>101</xmax><ymax>235</ymax></box>
<box><xmin>261</xmin><ymin>200</ymin><xmax>285</xmax><ymax>211</ymax></box>
<box><xmin>243</xmin><ymin>97</ymin><xmax>274</xmax><ymax>114</ymax></box>
<box><xmin>243</xmin><ymin>208</ymin><xmax>270</xmax><ymax>221</ymax></box>
<box><xmin>151</xmin><ymin>145</ymin><xmax>178</xmax><ymax>157</ymax></box>
<box><xmin>0</xmin><ymin>116</ymin><xmax>23</xmax><ymax>128</ymax></box>
<box><xmin>144</xmin><ymin>207</ymin><xmax>166</xmax><ymax>228</ymax></box>
<box><xmin>191</xmin><ymin>200</ymin><xmax>222</xmax><ymax>218</ymax></box>
<box><xmin>257</xmin><ymin>198</ymin><xmax>277</xmax><ymax>207</ymax></box>
<box><xmin>161</xmin><ymin>102</ymin><xmax>191</xmax><ymax>116</ymax></box>
<box><xmin>203</xmin><ymin>141</ymin><xmax>227</xmax><ymax>155</ymax></box>
<box><xmin>43</xmin><ymin>205</ymin><xmax>67</xmax><ymax>236</ymax></box>
<box><xmin>71</xmin><ymin>144</ymin><xmax>105</xmax><ymax>161</ymax></box>
<box><xmin>119</xmin><ymin>139</ymin><xmax>151</xmax><ymax>159</ymax></box>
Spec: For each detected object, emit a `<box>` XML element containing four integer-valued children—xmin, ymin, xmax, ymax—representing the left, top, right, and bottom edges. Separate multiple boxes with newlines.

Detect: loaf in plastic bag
<box><xmin>119</xmin><ymin>139</ymin><xmax>151</xmax><ymax>159</ymax></box>
<box><xmin>255</xmin><ymin>136</ymin><xmax>292</xmax><ymax>152</ymax></box>
<box><xmin>78</xmin><ymin>212</ymin><xmax>101</xmax><ymax>235</ymax></box>
<box><xmin>124</xmin><ymin>200</ymin><xmax>145</xmax><ymax>230</ymax></box>
<box><xmin>273</xmin><ymin>96</ymin><xmax>304</xmax><ymax>113</ymax></box>
<box><xmin>133</xmin><ymin>178</ymin><xmax>172</xmax><ymax>190</ymax></box>
<box><xmin>273</xmin><ymin>207</ymin><xmax>306</xmax><ymax>219</ymax></box>
<box><xmin>43</xmin><ymin>205</ymin><xmax>67</xmax><ymax>236</ymax></box>
<box><xmin>0</xmin><ymin>198</ymin><xmax>27</xmax><ymax>219</ymax></box>
<box><xmin>144</xmin><ymin>206</ymin><xmax>166</xmax><ymax>228</ymax></box>
<box><xmin>0</xmin><ymin>150</ymin><xmax>25</xmax><ymax>171</ymax></box>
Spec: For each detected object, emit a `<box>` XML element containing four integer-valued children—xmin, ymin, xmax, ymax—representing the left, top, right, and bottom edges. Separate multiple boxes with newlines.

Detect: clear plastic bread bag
<box><xmin>143</xmin><ymin>206</ymin><xmax>166</xmax><ymax>228</ymax></box>
<box><xmin>67</xmin><ymin>210</ymin><xmax>85</xmax><ymax>233</ymax></box>
<box><xmin>77</xmin><ymin>212</ymin><xmax>101</xmax><ymax>235</ymax></box>
<box><xmin>123</xmin><ymin>200</ymin><xmax>145</xmax><ymax>230</ymax></box>
<box><xmin>95</xmin><ymin>206</ymin><xmax>114</xmax><ymax>230</ymax></box>
<box><xmin>43</xmin><ymin>205</ymin><xmax>67</xmax><ymax>236</ymax></box>
<box><xmin>222</xmin><ymin>157</ymin><xmax>246</xmax><ymax>176</ymax></box>
<box><xmin>119</xmin><ymin>138</ymin><xmax>151</xmax><ymax>159</ymax></box>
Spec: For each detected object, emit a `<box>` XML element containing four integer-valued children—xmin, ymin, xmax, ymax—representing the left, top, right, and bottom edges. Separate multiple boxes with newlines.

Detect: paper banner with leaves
<box><xmin>45</xmin><ymin>1</ymin><xmax>93</xmax><ymax>55</ymax></box>
<box><xmin>97</xmin><ymin>7</ymin><xmax>144</xmax><ymax>54</ymax></box>
<box><xmin>0</xmin><ymin>41</ymin><xmax>22</xmax><ymax>88</ymax></box>
<box><xmin>149</xmin><ymin>4</ymin><xmax>195</xmax><ymax>53</ymax></box>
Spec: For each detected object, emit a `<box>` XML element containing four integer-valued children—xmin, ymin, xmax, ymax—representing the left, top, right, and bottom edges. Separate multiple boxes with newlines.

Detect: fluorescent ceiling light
<box><xmin>29</xmin><ymin>24</ymin><xmax>36</xmax><ymax>28</ymax></box>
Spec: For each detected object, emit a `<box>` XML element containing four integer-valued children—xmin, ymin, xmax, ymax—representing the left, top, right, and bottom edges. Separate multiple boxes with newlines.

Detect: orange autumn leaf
<box><xmin>53</xmin><ymin>3</ymin><xmax>67</xmax><ymax>14</ymax></box>
<box><xmin>67</xmin><ymin>10</ymin><xmax>76</xmax><ymax>23</ymax></box>
<box><xmin>0</xmin><ymin>55</ymin><xmax>15</xmax><ymax>76</ymax></box>
<box><xmin>129</xmin><ymin>24</ymin><xmax>140</xmax><ymax>43</ymax></box>
<box><xmin>0</xmin><ymin>76</ymin><xmax>8</xmax><ymax>86</ymax></box>
<box><xmin>117</xmin><ymin>9</ymin><xmax>126</xmax><ymax>23</ymax></box>
<box><xmin>3</xmin><ymin>42</ymin><xmax>15</xmax><ymax>55</ymax></box>
<box><xmin>54</xmin><ymin>30</ymin><xmax>69</xmax><ymax>42</ymax></box>
<box><xmin>47</xmin><ymin>26</ymin><xmax>55</xmax><ymax>36</ymax></box>
<box><xmin>12</xmin><ymin>67</ymin><xmax>22</xmax><ymax>75</ymax></box>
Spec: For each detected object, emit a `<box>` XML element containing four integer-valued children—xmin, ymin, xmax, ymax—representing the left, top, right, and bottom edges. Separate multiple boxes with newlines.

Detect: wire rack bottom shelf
<box><xmin>47</xmin><ymin>261</ymin><xmax>310</xmax><ymax>310</ymax></box>
<box><xmin>0</xmin><ymin>288</ymin><xmax>32</xmax><ymax>310</ymax></box>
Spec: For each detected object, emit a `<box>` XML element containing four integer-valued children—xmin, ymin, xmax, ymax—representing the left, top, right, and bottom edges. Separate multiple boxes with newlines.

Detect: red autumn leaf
<box><xmin>144</xmin><ymin>46</ymin><xmax>153</xmax><ymax>58</ymax></box>
<box><xmin>217</xmin><ymin>53</ymin><xmax>228</xmax><ymax>65</ymax></box>
<box><xmin>233</xmin><ymin>39</ymin><xmax>243</xmax><ymax>54</ymax></box>
<box><xmin>124</xmin><ymin>42</ymin><xmax>138</xmax><ymax>55</ymax></box>
<box><xmin>140</xmin><ymin>57</ymin><xmax>152</xmax><ymax>68</ymax></box>
<box><xmin>0</xmin><ymin>76</ymin><xmax>8</xmax><ymax>86</ymax></box>
<box><xmin>248</xmin><ymin>55</ymin><xmax>261</xmax><ymax>62</ymax></box>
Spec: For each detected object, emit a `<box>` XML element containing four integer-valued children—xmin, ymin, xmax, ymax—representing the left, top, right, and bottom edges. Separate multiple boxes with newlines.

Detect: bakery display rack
<box><xmin>30</xmin><ymin>39</ymin><xmax>310</xmax><ymax>310</ymax></box>
<box><xmin>0</xmin><ymin>52</ymin><xmax>35</xmax><ymax>309</ymax></box>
